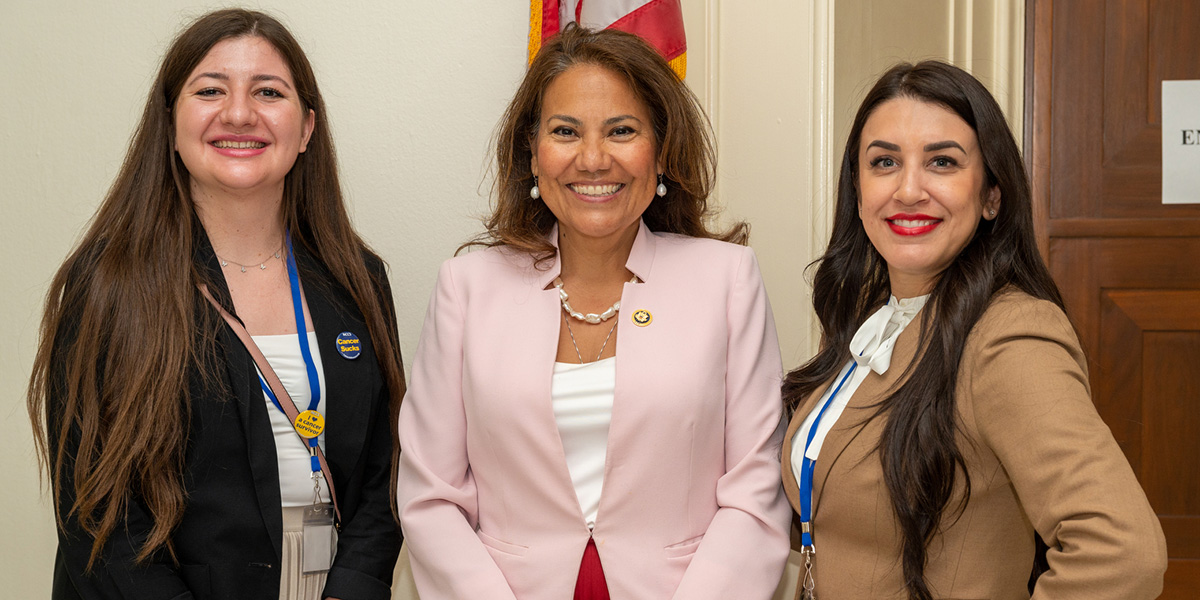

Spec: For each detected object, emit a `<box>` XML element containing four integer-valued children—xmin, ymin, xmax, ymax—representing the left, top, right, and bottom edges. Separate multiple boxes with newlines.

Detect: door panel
<box><xmin>1028</xmin><ymin>0</ymin><xmax>1200</xmax><ymax>596</ymax></box>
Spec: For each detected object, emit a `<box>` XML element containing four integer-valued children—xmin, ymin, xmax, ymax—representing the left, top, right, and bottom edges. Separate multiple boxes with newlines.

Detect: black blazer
<box><xmin>51</xmin><ymin>234</ymin><xmax>403</xmax><ymax>600</ymax></box>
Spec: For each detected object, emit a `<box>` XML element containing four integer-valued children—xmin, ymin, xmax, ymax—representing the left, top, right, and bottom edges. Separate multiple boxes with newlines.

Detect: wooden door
<box><xmin>1026</xmin><ymin>0</ymin><xmax>1200</xmax><ymax>596</ymax></box>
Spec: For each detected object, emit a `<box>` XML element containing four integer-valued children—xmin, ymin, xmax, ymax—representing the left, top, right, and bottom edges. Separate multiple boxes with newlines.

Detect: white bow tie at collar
<box><xmin>849</xmin><ymin>305</ymin><xmax>898</xmax><ymax>375</ymax></box>
<box><xmin>847</xmin><ymin>295</ymin><xmax>928</xmax><ymax>376</ymax></box>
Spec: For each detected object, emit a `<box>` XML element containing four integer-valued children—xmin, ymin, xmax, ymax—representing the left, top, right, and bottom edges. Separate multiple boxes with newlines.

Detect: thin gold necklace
<box><xmin>216</xmin><ymin>244</ymin><xmax>283</xmax><ymax>273</ymax></box>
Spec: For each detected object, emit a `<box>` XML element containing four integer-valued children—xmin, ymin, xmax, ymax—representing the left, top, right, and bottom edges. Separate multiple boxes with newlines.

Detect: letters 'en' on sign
<box><xmin>1162</xmin><ymin>80</ymin><xmax>1200</xmax><ymax>205</ymax></box>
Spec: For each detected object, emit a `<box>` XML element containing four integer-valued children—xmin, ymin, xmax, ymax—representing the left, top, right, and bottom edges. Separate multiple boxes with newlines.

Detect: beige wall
<box><xmin>681</xmin><ymin>0</ymin><xmax>833</xmax><ymax>367</ymax></box>
<box><xmin>1</xmin><ymin>1</ymin><xmax>1020</xmax><ymax>595</ymax></box>
<box><xmin>834</xmin><ymin>0</ymin><xmax>1025</xmax><ymax>156</ymax></box>
<box><xmin>684</xmin><ymin>0</ymin><xmax>1024</xmax><ymax>367</ymax></box>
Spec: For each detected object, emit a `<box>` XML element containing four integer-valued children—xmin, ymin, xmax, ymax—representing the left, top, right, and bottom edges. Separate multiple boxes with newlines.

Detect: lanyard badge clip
<box><xmin>799</xmin><ymin>543</ymin><xmax>817</xmax><ymax>600</ymax></box>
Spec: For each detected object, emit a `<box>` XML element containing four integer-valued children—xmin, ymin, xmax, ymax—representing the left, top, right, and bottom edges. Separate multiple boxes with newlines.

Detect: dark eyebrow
<box><xmin>545</xmin><ymin>114</ymin><xmax>642</xmax><ymax>127</ymax></box>
<box><xmin>924</xmin><ymin>140</ymin><xmax>965</xmax><ymax>152</ymax></box>
<box><xmin>188</xmin><ymin>72</ymin><xmax>228</xmax><ymax>86</ymax></box>
<box><xmin>185</xmin><ymin>72</ymin><xmax>293</xmax><ymax>90</ymax></box>
<box><xmin>866</xmin><ymin>140</ymin><xmax>900</xmax><ymax>152</ymax></box>
<box><xmin>547</xmin><ymin>114</ymin><xmax>582</xmax><ymax>126</ymax></box>
<box><xmin>605</xmin><ymin>115</ymin><xmax>641</xmax><ymax>126</ymax></box>
<box><xmin>252</xmin><ymin>74</ymin><xmax>293</xmax><ymax>90</ymax></box>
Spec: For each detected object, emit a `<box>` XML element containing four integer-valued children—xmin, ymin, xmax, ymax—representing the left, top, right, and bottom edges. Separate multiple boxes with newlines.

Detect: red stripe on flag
<box><xmin>609</xmin><ymin>0</ymin><xmax>686</xmax><ymax>61</ymax></box>
<box><xmin>542</xmin><ymin>0</ymin><xmax>561</xmax><ymax>46</ymax></box>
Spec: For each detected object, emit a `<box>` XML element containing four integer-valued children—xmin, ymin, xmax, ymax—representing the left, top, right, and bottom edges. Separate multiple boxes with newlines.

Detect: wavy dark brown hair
<box><xmin>27</xmin><ymin>9</ymin><xmax>405</xmax><ymax>568</ymax></box>
<box><xmin>782</xmin><ymin>61</ymin><xmax>1064</xmax><ymax>599</ymax></box>
<box><xmin>464</xmin><ymin>23</ymin><xmax>746</xmax><ymax>260</ymax></box>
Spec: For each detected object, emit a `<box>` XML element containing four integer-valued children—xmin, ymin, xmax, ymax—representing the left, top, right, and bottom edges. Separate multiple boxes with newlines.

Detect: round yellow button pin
<box><xmin>293</xmin><ymin>409</ymin><xmax>325</xmax><ymax>438</ymax></box>
<box><xmin>632</xmin><ymin>309</ymin><xmax>652</xmax><ymax>327</ymax></box>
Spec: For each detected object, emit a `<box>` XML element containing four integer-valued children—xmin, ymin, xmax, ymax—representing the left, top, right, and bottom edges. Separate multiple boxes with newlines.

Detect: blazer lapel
<box><xmin>224</xmin><ymin>325</ymin><xmax>286</xmax><ymax>558</ymax></box>
<box><xmin>810</xmin><ymin>314</ymin><xmax>924</xmax><ymax>515</ymax></box>
<box><xmin>514</xmin><ymin>228</ymin><xmax>589</xmax><ymax>522</ymax></box>
<box><xmin>595</xmin><ymin>223</ymin><xmax>656</xmax><ymax>525</ymax></box>
<box><xmin>196</xmin><ymin>231</ymin><xmax>285</xmax><ymax>559</ymax></box>
<box><xmin>535</xmin><ymin>281</ymin><xmax>586</xmax><ymax>521</ymax></box>
<box><xmin>294</xmin><ymin>249</ymin><xmax>373</xmax><ymax>494</ymax></box>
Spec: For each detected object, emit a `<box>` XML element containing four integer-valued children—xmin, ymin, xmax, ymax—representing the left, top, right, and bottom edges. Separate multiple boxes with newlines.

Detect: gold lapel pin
<box><xmin>632</xmin><ymin>309</ymin><xmax>652</xmax><ymax>327</ymax></box>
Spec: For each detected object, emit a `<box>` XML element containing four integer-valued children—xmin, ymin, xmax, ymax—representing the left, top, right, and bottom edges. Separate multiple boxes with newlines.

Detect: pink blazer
<box><xmin>397</xmin><ymin>222</ymin><xmax>791</xmax><ymax>600</ymax></box>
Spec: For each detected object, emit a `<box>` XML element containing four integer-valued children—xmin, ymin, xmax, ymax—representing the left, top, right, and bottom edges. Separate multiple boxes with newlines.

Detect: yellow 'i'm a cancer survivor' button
<box><xmin>293</xmin><ymin>409</ymin><xmax>325</xmax><ymax>438</ymax></box>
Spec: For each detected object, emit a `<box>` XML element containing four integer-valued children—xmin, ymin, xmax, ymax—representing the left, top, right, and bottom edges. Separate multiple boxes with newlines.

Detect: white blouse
<box><xmin>789</xmin><ymin>295</ymin><xmax>929</xmax><ymax>483</ymax></box>
<box><xmin>551</xmin><ymin>357</ymin><xmax>616</xmax><ymax>528</ymax></box>
<box><xmin>252</xmin><ymin>331</ymin><xmax>331</xmax><ymax>507</ymax></box>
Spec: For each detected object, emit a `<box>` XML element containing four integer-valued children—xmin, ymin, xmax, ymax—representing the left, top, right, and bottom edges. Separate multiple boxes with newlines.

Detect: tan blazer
<box><xmin>781</xmin><ymin>291</ymin><xmax>1167</xmax><ymax>600</ymax></box>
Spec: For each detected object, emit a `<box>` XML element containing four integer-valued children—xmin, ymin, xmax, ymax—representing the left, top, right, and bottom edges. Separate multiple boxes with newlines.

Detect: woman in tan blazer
<box><xmin>780</xmin><ymin>61</ymin><xmax>1167</xmax><ymax>600</ymax></box>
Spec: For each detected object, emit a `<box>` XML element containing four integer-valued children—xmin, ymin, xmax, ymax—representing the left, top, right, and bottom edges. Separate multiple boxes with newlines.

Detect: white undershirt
<box><xmin>790</xmin><ymin>295</ymin><xmax>929</xmax><ymax>484</ymax></box>
<box><xmin>551</xmin><ymin>357</ymin><xmax>616</xmax><ymax>528</ymax></box>
<box><xmin>252</xmin><ymin>332</ymin><xmax>331</xmax><ymax>507</ymax></box>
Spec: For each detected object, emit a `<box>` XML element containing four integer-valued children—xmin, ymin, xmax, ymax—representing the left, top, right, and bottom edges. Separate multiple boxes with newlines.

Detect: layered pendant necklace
<box><xmin>555</xmin><ymin>275</ymin><xmax>634</xmax><ymax>363</ymax></box>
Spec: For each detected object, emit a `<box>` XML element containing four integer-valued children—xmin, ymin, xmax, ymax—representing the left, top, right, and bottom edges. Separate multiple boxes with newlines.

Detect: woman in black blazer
<box><xmin>29</xmin><ymin>10</ymin><xmax>404</xmax><ymax>599</ymax></box>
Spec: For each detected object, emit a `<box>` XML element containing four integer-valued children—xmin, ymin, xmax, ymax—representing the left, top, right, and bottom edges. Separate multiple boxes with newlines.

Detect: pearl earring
<box><xmin>989</xmin><ymin>209</ymin><xmax>996</xmax><ymax>217</ymax></box>
<box><xmin>530</xmin><ymin>176</ymin><xmax>540</xmax><ymax>200</ymax></box>
<box><xmin>656</xmin><ymin>174</ymin><xmax>667</xmax><ymax>198</ymax></box>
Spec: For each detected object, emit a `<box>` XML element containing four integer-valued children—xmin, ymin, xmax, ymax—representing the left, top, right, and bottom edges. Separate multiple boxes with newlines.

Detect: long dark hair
<box><xmin>27</xmin><ymin>9</ymin><xmax>405</xmax><ymax>568</ymax></box>
<box><xmin>782</xmin><ymin>61</ymin><xmax>1064</xmax><ymax>599</ymax></box>
<box><xmin>465</xmin><ymin>23</ymin><xmax>746</xmax><ymax>262</ymax></box>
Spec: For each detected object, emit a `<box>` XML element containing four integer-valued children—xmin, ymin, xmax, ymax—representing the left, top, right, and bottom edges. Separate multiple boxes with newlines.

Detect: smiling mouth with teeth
<box><xmin>212</xmin><ymin>140</ymin><xmax>267</xmax><ymax>149</ymax></box>
<box><xmin>889</xmin><ymin>218</ymin><xmax>940</xmax><ymax>227</ymax></box>
<box><xmin>569</xmin><ymin>183</ymin><xmax>624</xmax><ymax>196</ymax></box>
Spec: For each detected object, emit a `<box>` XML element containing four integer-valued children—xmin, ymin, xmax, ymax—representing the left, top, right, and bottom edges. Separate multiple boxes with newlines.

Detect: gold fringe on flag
<box><xmin>668</xmin><ymin>52</ymin><xmax>686</xmax><ymax>80</ymax></box>
<box><xmin>528</xmin><ymin>0</ymin><xmax>544</xmax><ymax>64</ymax></box>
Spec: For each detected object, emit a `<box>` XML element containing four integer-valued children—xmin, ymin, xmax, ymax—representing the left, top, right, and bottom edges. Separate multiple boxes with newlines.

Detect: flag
<box><xmin>529</xmin><ymin>0</ymin><xmax>687</xmax><ymax>78</ymax></box>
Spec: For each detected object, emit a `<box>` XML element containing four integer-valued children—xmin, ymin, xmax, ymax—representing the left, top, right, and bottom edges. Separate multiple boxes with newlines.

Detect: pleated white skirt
<box><xmin>280</xmin><ymin>506</ymin><xmax>329</xmax><ymax>600</ymax></box>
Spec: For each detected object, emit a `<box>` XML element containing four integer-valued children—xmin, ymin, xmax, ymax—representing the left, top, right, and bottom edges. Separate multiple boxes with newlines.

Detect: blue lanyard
<box><xmin>798</xmin><ymin>362</ymin><xmax>858</xmax><ymax>548</ymax></box>
<box><xmin>256</xmin><ymin>233</ymin><xmax>323</xmax><ymax>463</ymax></box>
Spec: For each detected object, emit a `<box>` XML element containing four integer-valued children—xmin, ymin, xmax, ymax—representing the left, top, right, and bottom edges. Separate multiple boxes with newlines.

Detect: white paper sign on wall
<box><xmin>1162</xmin><ymin>80</ymin><xmax>1200</xmax><ymax>205</ymax></box>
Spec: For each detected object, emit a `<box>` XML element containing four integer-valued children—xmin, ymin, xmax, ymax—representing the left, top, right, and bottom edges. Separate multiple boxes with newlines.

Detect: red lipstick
<box><xmin>886</xmin><ymin>213</ymin><xmax>942</xmax><ymax>236</ymax></box>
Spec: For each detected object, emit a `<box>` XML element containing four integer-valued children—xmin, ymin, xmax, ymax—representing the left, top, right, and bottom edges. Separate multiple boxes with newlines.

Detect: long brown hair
<box><xmin>27</xmin><ymin>9</ymin><xmax>405</xmax><ymax>568</ymax></box>
<box><xmin>782</xmin><ymin>61</ymin><xmax>1064</xmax><ymax>600</ymax></box>
<box><xmin>466</xmin><ymin>23</ymin><xmax>746</xmax><ymax>262</ymax></box>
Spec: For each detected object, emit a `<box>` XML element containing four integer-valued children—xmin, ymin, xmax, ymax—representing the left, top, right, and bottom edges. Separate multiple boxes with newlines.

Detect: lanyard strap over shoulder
<box><xmin>799</xmin><ymin>361</ymin><xmax>858</xmax><ymax>547</ymax></box>
<box><xmin>197</xmin><ymin>283</ymin><xmax>343</xmax><ymax>526</ymax></box>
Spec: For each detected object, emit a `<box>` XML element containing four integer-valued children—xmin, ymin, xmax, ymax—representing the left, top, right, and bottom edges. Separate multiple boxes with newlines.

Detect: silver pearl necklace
<box><xmin>217</xmin><ymin>245</ymin><xmax>283</xmax><ymax>273</ymax></box>
<box><xmin>553</xmin><ymin>275</ymin><xmax>636</xmax><ymax>323</ymax></box>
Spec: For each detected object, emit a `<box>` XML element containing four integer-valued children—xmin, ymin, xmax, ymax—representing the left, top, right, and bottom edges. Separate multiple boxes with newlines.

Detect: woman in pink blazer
<box><xmin>397</xmin><ymin>25</ymin><xmax>791</xmax><ymax>600</ymax></box>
